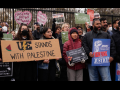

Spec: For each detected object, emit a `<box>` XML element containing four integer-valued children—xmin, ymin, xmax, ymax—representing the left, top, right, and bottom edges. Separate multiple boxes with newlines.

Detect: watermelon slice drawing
<box><xmin>6</xmin><ymin>44</ymin><xmax>11</xmax><ymax>51</ymax></box>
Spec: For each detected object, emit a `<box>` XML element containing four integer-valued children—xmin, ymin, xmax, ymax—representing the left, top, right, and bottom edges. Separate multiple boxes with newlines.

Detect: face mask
<box><xmin>22</xmin><ymin>30</ymin><xmax>28</xmax><ymax>36</ymax></box>
<box><xmin>2</xmin><ymin>26</ymin><xmax>7</xmax><ymax>32</ymax></box>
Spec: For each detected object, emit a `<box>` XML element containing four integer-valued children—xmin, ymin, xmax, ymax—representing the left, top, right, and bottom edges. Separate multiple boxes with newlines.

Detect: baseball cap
<box><xmin>34</xmin><ymin>22</ymin><xmax>40</xmax><ymax>26</ymax></box>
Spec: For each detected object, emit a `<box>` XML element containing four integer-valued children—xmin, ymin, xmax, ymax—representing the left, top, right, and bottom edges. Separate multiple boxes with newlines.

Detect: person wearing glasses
<box><xmin>37</xmin><ymin>27</ymin><xmax>59</xmax><ymax>81</ymax></box>
<box><xmin>76</xmin><ymin>26</ymin><xmax>84</xmax><ymax>43</ymax></box>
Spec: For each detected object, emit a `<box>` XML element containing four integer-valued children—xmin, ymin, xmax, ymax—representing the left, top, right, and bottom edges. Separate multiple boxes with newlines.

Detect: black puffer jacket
<box><xmin>82</xmin><ymin>30</ymin><xmax>116</xmax><ymax>64</ymax></box>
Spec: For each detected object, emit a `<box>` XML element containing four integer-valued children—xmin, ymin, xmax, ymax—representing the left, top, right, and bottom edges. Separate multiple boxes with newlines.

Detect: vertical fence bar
<box><xmin>12</xmin><ymin>8</ymin><xmax>14</xmax><ymax>30</ymax></box>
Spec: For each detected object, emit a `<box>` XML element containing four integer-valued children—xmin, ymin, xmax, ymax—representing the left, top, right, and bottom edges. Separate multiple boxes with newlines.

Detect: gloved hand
<box><xmin>81</xmin><ymin>59</ymin><xmax>85</xmax><ymax>63</ymax></box>
<box><xmin>68</xmin><ymin>61</ymin><xmax>75</xmax><ymax>66</ymax></box>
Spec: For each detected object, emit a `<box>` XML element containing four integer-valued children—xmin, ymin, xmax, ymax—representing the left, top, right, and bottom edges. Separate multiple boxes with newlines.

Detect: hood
<box><xmin>68</xmin><ymin>27</ymin><xmax>80</xmax><ymax>49</ymax></box>
<box><xmin>68</xmin><ymin>27</ymin><xmax>79</xmax><ymax>42</ymax></box>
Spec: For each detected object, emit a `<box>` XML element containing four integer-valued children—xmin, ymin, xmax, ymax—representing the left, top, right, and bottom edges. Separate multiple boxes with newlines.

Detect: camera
<box><xmin>118</xmin><ymin>21</ymin><xmax>120</xmax><ymax>27</ymax></box>
<box><xmin>40</xmin><ymin>24</ymin><xmax>43</xmax><ymax>34</ymax></box>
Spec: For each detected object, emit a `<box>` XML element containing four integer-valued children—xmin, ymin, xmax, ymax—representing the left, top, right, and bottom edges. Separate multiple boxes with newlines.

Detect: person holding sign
<box><xmin>37</xmin><ymin>27</ymin><xmax>59</xmax><ymax>81</ymax></box>
<box><xmin>57</xmin><ymin>23</ymin><xmax>71</xmax><ymax>81</ymax></box>
<box><xmin>82</xmin><ymin>18</ymin><xmax>116</xmax><ymax>81</ymax></box>
<box><xmin>0</xmin><ymin>31</ymin><xmax>10</xmax><ymax>81</ymax></box>
<box><xmin>63</xmin><ymin>27</ymin><xmax>85</xmax><ymax>81</ymax></box>
<box><xmin>13</xmin><ymin>24</ymin><xmax>37</xmax><ymax>81</ymax></box>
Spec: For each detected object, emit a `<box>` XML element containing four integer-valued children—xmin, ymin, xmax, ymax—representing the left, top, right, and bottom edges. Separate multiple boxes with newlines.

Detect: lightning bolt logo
<box><xmin>22</xmin><ymin>41</ymin><xmax>27</xmax><ymax>51</ymax></box>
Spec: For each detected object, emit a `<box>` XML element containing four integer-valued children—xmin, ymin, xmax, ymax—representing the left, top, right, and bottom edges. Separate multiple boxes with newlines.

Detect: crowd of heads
<box><xmin>0</xmin><ymin>17</ymin><xmax>119</xmax><ymax>41</ymax></box>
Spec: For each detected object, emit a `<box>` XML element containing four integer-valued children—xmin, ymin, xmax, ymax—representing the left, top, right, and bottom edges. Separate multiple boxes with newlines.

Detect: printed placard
<box><xmin>92</xmin><ymin>39</ymin><xmax>111</xmax><ymax>66</ymax></box>
<box><xmin>75</xmin><ymin>13</ymin><xmax>90</xmax><ymax>24</ymax></box>
<box><xmin>0</xmin><ymin>62</ymin><xmax>13</xmax><ymax>77</ymax></box>
<box><xmin>52</xmin><ymin>13</ymin><xmax>65</xmax><ymax>24</ymax></box>
<box><xmin>66</xmin><ymin>47</ymin><xmax>88</xmax><ymax>63</ymax></box>
<box><xmin>115</xmin><ymin>63</ymin><xmax>120</xmax><ymax>81</ymax></box>
<box><xmin>61</xmin><ymin>31</ymin><xmax>68</xmax><ymax>44</ymax></box>
<box><xmin>2</xmin><ymin>34</ymin><xmax>13</xmax><ymax>40</ymax></box>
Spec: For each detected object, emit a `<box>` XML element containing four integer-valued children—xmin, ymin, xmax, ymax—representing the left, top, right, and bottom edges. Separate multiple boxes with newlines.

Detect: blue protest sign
<box><xmin>115</xmin><ymin>63</ymin><xmax>120</xmax><ymax>81</ymax></box>
<box><xmin>91</xmin><ymin>39</ymin><xmax>111</xmax><ymax>66</ymax></box>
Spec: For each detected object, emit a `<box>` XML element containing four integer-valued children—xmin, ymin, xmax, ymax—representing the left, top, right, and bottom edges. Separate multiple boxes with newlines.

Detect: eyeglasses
<box><xmin>46</xmin><ymin>31</ymin><xmax>53</xmax><ymax>34</ymax></box>
<box><xmin>78</xmin><ymin>29</ymin><xmax>83</xmax><ymax>31</ymax></box>
<box><xmin>64</xmin><ymin>26</ymin><xmax>69</xmax><ymax>29</ymax></box>
<box><xmin>21</xmin><ymin>28</ymin><xmax>28</xmax><ymax>30</ymax></box>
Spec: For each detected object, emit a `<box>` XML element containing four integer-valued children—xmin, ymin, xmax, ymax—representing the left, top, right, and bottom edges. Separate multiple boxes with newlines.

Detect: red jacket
<box><xmin>63</xmin><ymin>27</ymin><xmax>85</xmax><ymax>70</ymax></box>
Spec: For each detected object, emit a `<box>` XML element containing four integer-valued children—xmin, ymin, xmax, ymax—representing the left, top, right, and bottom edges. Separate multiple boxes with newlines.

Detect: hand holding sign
<box><xmin>109</xmin><ymin>57</ymin><xmax>113</xmax><ymax>63</ymax></box>
<box><xmin>14</xmin><ymin>11</ymin><xmax>32</xmax><ymax>25</ymax></box>
<box><xmin>43</xmin><ymin>59</ymin><xmax>49</xmax><ymax>64</ymax></box>
<box><xmin>89</xmin><ymin>52</ymin><xmax>94</xmax><ymax>58</ymax></box>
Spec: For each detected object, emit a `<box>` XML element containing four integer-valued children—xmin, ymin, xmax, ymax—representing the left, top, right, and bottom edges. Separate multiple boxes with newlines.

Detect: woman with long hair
<box><xmin>13</xmin><ymin>24</ymin><xmax>37</xmax><ymax>81</ymax></box>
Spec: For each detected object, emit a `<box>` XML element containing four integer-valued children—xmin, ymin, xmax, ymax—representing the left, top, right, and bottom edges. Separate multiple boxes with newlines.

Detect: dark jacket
<box><xmin>112</xmin><ymin>28</ymin><xmax>118</xmax><ymax>34</ymax></box>
<box><xmin>37</xmin><ymin>36</ymin><xmax>56</xmax><ymax>69</ymax></box>
<box><xmin>58</xmin><ymin>32</ymin><xmax>67</xmax><ymax>66</ymax></box>
<box><xmin>33</xmin><ymin>30</ymin><xmax>42</xmax><ymax>40</ymax></box>
<box><xmin>82</xmin><ymin>30</ymin><xmax>116</xmax><ymax>64</ymax></box>
<box><xmin>63</xmin><ymin>27</ymin><xmax>85</xmax><ymax>70</ymax></box>
<box><xmin>112</xmin><ymin>31</ymin><xmax>120</xmax><ymax>62</ymax></box>
<box><xmin>13</xmin><ymin>37</ymin><xmax>37</xmax><ymax>81</ymax></box>
<box><xmin>107</xmin><ymin>30</ymin><xmax>113</xmax><ymax>36</ymax></box>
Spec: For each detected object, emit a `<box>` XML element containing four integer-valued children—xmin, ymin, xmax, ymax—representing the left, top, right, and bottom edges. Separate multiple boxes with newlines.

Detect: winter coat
<box><xmin>33</xmin><ymin>30</ymin><xmax>42</xmax><ymax>40</ymax></box>
<box><xmin>37</xmin><ymin>36</ymin><xmax>56</xmax><ymax>70</ymax></box>
<box><xmin>112</xmin><ymin>28</ymin><xmax>118</xmax><ymax>34</ymax></box>
<box><xmin>63</xmin><ymin>27</ymin><xmax>85</xmax><ymax>70</ymax></box>
<box><xmin>13</xmin><ymin>37</ymin><xmax>37</xmax><ymax>81</ymax></box>
<box><xmin>82</xmin><ymin>30</ymin><xmax>116</xmax><ymax>64</ymax></box>
<box><xmin>112</xmin><ymin>31</ymin><xmax>120</xmax><ymax>62</ymax></box>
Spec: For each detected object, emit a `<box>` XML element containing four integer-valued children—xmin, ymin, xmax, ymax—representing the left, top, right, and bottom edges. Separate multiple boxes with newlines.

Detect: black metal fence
<box><xmin>1</xmin><ymin>8</ymin><xmax>84</xmax><ymax>32</ymax></box>
<box><xmin>0</xmin><ymin>8</ymin><xmax>120</xmax><ymax>33</ymax></box>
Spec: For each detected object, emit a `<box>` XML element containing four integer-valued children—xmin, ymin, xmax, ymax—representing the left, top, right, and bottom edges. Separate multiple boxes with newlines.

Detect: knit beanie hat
<box><xmin>70</xmin><ymin>29</ymin><xmax>78</xmax><ymax>35</ymax></box>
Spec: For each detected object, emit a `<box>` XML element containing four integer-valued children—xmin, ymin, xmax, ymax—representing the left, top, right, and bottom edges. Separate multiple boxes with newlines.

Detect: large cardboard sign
<box><xmin>37</xmin><ymin>11</ymin><xmax>47</xmax><ymax>25</ymax></box>
<box><xmin>14</xmin><ymin>11</ymin><xmax>32</xmax><ymax>25</ymax></box>
<box><xmin>66</xmin><ymin>47</ymin><xmax>88</xmax><ymax>63</ymax></box>
<box><xmin>1</xmin><ymin>39</ymin><xmax>61</xmax><ymax>62</ymax></box>
<box><xmin>92</xmin><ymin>39</ymin><xmax>111</xmax><ymax>66</ymax></box>
<box><xmin>75</xmin><ymin>13</ymin><xmax>90</xmax><ymax>24</ymax></box>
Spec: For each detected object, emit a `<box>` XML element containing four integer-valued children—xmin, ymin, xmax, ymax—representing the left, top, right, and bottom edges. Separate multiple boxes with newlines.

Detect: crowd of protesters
<box><xmin>0</xmin><ymin>17</ymin><xmax>119</xmax><ymax>81</ymax></box>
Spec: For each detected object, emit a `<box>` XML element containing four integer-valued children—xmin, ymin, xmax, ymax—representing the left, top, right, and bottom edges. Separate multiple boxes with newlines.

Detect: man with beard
<box><xmin>112</xmin><ymin>19</ymin><xmax>119</xmax><ymax>34</ymax></box>
<box><xmin>100</xmin><ymin>18</ymin><xmax>113</xmax><ymax>36</ymax></box>
<box><xmin>112</xmin><ymin>21</ymin><xmax>120</xmax><ymax>81</ymax></box>
<box><xmin>82</xmin><ymin>18</ymin><xmax>116</xmax><ymax>81</ymax></box>
<box><xmin>33</xmin><ymin>22</ymin><xmax>42</xmax><ymax>40</ymax></box>
<box><xmin>100</xmin><ymin>18</ymin><xmax>116</xmax><ymax>81</ymax></box>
